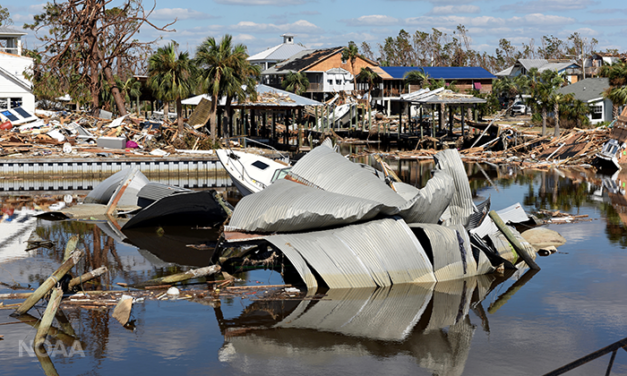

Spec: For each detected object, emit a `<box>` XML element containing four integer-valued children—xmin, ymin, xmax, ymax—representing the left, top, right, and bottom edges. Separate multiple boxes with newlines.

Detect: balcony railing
<box><xmin>0</xmin><ymin>47</ymin><xmax>19</xmax><ymax>55</ymax></box>
<box><xmin>306</xmin><ymin>83</ymin><xmax>322</xmax><ymax>92</ymax></box>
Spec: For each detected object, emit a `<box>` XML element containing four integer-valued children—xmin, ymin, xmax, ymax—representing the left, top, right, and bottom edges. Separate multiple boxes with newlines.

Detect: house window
<box><xmin>335</xmin><ymin>79</ymin><xmax>342</xmax><ymax>85</ymax></box>
<box><xmin>327</xmin><ymin>79</ymin><xmax>333</xmax><ymax>85</ymax></box>
<box><xmin>10</xmin><ymin>98</ymin><xmax>22</xmax><ymax>108</ymax></box>
<box><xmin>591</xmin><ymin>105</ymin><xmax>603</xmax><ymax>120</ymax></box>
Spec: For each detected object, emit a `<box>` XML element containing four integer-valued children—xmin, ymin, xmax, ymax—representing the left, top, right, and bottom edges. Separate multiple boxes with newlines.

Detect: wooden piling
<box><xmin>489</xmin><ymin>211</ymin><xmax>541</xmax><ymax>270</ymax></box>
<box><xmin>34</xmin><ymin>286</ymin><xmax>63</xmax><ymax>348</ymax></box>
<box><xmin>63</xmin><ymin>235</ymin><xmax>79</xmax><ymax>262</ymax></box>
<box><xmin>14</xmin><ymin>250</ymin><xmax>84</xmax><ymax>315</ymax></box>
<box><xmin>68</xmin><ymin>266</ymin><xmax>108</xmax><ymax>289</ymax></box>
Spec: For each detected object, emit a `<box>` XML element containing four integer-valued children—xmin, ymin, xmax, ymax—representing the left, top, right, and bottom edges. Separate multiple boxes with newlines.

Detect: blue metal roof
<box><xmin>381</xmin><ymin>66</ymin><xmax>496</xmax><ymax>80</ymax></box>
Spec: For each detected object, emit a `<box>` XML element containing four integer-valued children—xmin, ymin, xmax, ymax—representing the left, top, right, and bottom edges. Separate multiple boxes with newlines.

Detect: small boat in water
<box><xmin>216</xmin><ymin>148</ymin><xmax>291</xmax><ymax>196</ymax></box>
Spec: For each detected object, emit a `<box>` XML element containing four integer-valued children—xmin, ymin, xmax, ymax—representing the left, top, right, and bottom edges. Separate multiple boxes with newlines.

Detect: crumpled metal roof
<box><xmin>470</xmin><ymin>202</ymin><xmax>529</xmax><ymax>238</ymax></box>
<box><xmin>225</xmin><ymin>179</ymin><xmax>399</xmax><ymax>233</ymax></box>
<box><xmin>287</xmin><ymin>142</ymin><xmax>454</xmax><ymax>224</ymax></box>
<box><xmin>409</xmin><ymin>224</ymin><xmax>494</xmax><ymax>281</ymax></box>
<box><xmin>266</xmin><ymin>217</ymin><xmax>436</xmax><ymax>290</ymax></box>
<box><xmin>435</xmin><ymin>149</ymin><xmax>478</xmax><ymax>228</ymax></box>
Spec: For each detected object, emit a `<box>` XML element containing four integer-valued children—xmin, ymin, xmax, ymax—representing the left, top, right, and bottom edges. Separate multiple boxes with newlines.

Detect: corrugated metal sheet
<box><xmin>287</xmin><ymin>143</ymin><xmax>454</xmax><ymax>224</ymax></box>
<box><xmin>470</xmin><ymin>202</ymin><xmax>529</xmax><ymax>238</ymax></box>
<box><xmin>398</xmin><ymin>171</ymin><xmax>455</xmax><ymax>224</ymax></box>
<box><xmin>289</xmin><ymin>143</ymin><xmax>407</xmax><ymax>207</ymax></box>
<box><xmin>138</xmin><ymin>182</ymin><xmax>190</xmax><ymax>202</ymax></box>
<box><xmin>225</xmin><ymin>179</ymin><xmax>399</xmax><ymax>233</ymax></box>
<box><xmin>267</xmin><ymin>239</ymin><xmax>318</xmax><ymax>289</ymax></box>
<box><xmin>435</xmin><ymin>149</ymin><xmax>477</xmax><ymax>228</ymax></box>
<box><xmin>410</xmin><ymin>224</ymin><xmax>494</xmax><ymax>281</ymax></box>
<box><xmin>275</xmin><ymin>284</ymin><xmax>434</xmax><ymax>342</ymax></box>
<box><xmin>266</xmin><ymin>217</ymin><xmax>436</xmax><ymax>290</ymax></box>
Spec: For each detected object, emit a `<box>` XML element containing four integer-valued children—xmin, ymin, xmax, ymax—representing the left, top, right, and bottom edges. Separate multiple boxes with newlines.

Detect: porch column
<box><xmin>461</xmin><ymin>105</ymin><xmax>465</xmax><ymax>138</ymax></box>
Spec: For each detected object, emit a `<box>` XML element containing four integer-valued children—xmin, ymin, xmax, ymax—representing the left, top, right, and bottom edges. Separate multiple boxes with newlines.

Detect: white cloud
<box><xmin>344</xmin><ymin>15</ymin><xmax>400</xmax><ymax>27</ymax></box>
<box><xmin>429</xmin><ymin>5</ymin><xmax>480</xmax><ymax>15</ymax></box>
<box><xmin>152</xmin><ymin>8</ymin><xmax>218</xmax><ymax>21</ymax></box>
<box><xmin>405</xmin><ymin>14</ymin><xmax>575</xmax><ymax>28</ymax></box>
<box><xmin>214</xmin><ymin>0</ymin><xmax>305</xmax><ymax>5</ymax></box>
<box><xmin>500</xmin><ymin>0</ymin><xmax>597</xmax><ymax>12</ymax></box>
<box><xmin>230</xmin><ymin>20</ymin><xmax>321</xmax><ymax>34</ymax></box>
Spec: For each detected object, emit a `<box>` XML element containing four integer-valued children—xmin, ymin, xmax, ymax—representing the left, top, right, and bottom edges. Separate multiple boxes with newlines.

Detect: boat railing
<box><xmin>237</xmin><ymin>137</ymin><xmax>290</xmax><ymax>163</ymax></box>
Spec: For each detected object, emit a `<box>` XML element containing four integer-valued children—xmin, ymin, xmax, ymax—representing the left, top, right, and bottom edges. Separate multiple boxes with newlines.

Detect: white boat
<box><xmin>216</xmin><ymin>149</ymin><xmax>291</xmax><ymax>196</ymax></box>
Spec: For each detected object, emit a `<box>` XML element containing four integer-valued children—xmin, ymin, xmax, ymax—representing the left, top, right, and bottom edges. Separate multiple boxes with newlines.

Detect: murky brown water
<box><xmin>1</xmin><ymin>163</ymin><xmax>627</xmax><ymax>375</ymax></box>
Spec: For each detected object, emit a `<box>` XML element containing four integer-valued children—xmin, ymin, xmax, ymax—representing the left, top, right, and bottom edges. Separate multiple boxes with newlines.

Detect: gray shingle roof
<box><xmin>557</xmin><ymin>78</ymin><xmax>609</xmax><ymax>102</ymax></box>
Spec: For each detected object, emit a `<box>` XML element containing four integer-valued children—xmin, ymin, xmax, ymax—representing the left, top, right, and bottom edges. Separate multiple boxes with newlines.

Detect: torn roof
<box><xmin>400</xmin><ymin>87</ymin><xmax>487</xmax><ymax>104</ymax></box>
<box><xmin>262</xmin><ymin>47</ymin><xmax>343</xmax><ymax>75</ymax></box>
<box><xmin>181</xmin><ymin>84</ymin><xmax>323</xmax><ymax>107</ymax></box>
<box><xmin>380</xmin><ymin>66</ymin><xmax>496</xmax><ymax>80</ymax></box>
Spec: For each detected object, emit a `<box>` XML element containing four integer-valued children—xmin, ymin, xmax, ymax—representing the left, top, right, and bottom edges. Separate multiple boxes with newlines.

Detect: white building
<box><xmin>0</xmin><ymin>27</ymin><xmax>34</xmax><ymax>113</ymax></box>
<box><xmin>247</xmin><ymin>34</ymin><xmax>308</xmax><ymax>71</ymax></box>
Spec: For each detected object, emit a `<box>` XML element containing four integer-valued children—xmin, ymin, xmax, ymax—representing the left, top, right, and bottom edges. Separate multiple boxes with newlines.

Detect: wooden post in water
<box><xmin>68</xmin><ymin>266</ymin><xmax>108</xmax><ymax>289</ymax></box>
<box><xmin>489</xmin><ymin>210</ymin><xmax>541</xmax><ymax>270</ymax></box>
<box><xmin>14</xmin><ymin>250</ymin><xmax>84</xmax><ymax>316</ymax></box>
<box><xmin>34</xmin><ymin>286</ymin><xmax>63</xmax><ymax>348</ymax></box>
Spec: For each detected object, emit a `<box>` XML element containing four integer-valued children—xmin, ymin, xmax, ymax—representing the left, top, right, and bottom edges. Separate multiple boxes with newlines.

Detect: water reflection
<box><xmin>216</xmin><ymin>274</ymin><xmax>506</xmax><ymax>376</ymax></box>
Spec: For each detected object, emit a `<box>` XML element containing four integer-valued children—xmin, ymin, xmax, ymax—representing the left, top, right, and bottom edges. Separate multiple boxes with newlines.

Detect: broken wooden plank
<box><xmin>34</xmin><ymin>286</ymin><xmax>63</xmax><ymax>348</ymax></box>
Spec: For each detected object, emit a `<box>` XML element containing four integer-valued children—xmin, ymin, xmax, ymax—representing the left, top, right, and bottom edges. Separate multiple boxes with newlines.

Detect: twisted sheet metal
<box><xmin>266</xmin><ymin>217</ymin><xmax>436</xmax><ymax>290</ymax></box>
<box><xmin>286</xmin><ymin>143</ymin><xmax>454</xmax><ymax>225</ymax></box>
<box><xmin>434</xmin><ymin>149</ymin><xmax>477</xmax><ymax>228</ymax></box>
<box><xmin>410</xmin><ymin>224</ymin><xmax>494</xmax><ymax>282</ymax></box>
<box><xmin>138</xmin><ymin>182</ymin><xmax>189</xmax><ymax>202</ymax></box>
<box><xmin>288</xmin><ymin>144</ymin><xmax>408</xmax><ymax>207</ymax></box>
<box><xmin>471</xmin><ymin>202</ymin><xmax>530</xmax><ymax>238</ymax></box>
<box><xmin>397</xmin><ymin>171</ymin><xmax>455</xmax><ymax>224</ymax></box>
<box><xmin>225</xmin><ymin>179</ymin><xmax>399</xmax><ymax>233</ymax></box>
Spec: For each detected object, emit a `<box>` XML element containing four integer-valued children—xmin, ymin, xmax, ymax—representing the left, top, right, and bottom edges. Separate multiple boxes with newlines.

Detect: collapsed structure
<box><xmin>224</xmin><ymin>140</ymin><xmax>538</xmax><ymax>289</ymax></box>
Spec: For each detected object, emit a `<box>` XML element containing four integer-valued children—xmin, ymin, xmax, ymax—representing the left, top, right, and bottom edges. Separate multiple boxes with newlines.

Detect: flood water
<box><xmin>2</xmin><ymin>162</ymin><xmax>627</xmax><ymax>375</ymax></box>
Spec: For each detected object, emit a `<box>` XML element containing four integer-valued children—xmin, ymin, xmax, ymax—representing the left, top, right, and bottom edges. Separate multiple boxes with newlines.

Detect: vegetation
<box><xmin>24</xmin><ymin>0</ymin><xmax>174</xmax><ymax>116</ymax></box>
<box><xmin>195</xmin><ymin>34</ymin><xmax>256</xmax><ymax>142</ymax></box>
<box><xmin>359</xmin><ymin>26</ymin><xmax>601</xmax><ymax>75</ymax></box>
<box><xmin>0</xmin><ymin>5</ymin><xmax>11</xmax><ymax>26</ymax></box>
<box><xmin>403</xmin><ymin>69</ymin><xmax>429</xmax><ymax>89</ymax></box>
<box><xmin>599</xmin><ymin>61</ymin><xmax>627</xmax><ymax>119</ymax></box>
<box><xmin>281</xmin><ymin>71</ymin><xmax>309</xmax><ymax>96</ymax></box>
<box><xmin>342</xmin><ymin>41</ymin><xmax>360</xmax><ymax>89</ymax></box>
<box><xmin>148</xmin><ymin>42</ymin><xmax>198</xmax><ymax>132</ymax></box>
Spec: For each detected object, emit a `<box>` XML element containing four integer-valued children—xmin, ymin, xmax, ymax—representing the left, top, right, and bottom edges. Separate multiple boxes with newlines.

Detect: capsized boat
<box><xmin>216</xmin><ymin>148</ymin><xmax>291</xmax><ymax>196</ymax></box>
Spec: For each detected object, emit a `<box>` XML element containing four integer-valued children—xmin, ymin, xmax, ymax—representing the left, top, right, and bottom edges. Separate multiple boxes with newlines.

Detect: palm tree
<box><xmin>529</xmin><ymin>69</ymin><xmax>563</xmax><ymax>136</ymax></box>
<box><xmin>195</xmin><ymin>34</ymin><xmax>249</xmax><ymax>142</ymax></box>
<box><xmin>148</xmin><ymin>42</ymin><xmax>197</xmax><ymax>132</ymax></box>
<box><xmin>342</xmin><ymin>41</ymin><xmax>360</xmax><ymax>91</ymax></box>
<box><xmin>493</xmin><ymin>77</ymin><xmax>517</xmax><ymax>117</ymax></box>
<box><xmin>116</xmin><ymin>77</ymin><xmax>142</xmax><ymax>114</ymax></box>
<box><xmin>599</xmin><ymin>61</ymin><xmax>627</xmax><ymax>119</ymax></box>
<box><xmin>223</xmin><ymin>62</ymin><xmax>261</xmax><ymax>136</ymax></box>
<box><xmin>404</xmin><ymin>68</ymin><xmax>429</xmax><ymax>91</ymax></box>
<box><xmin>282</xmin><ymin>71</ymin><xmax>309</xmax><ymax>95</ymax></box>
<box><xmin>356</xmin><ymin>67</ymin><xmax>380</xmax><ymax>130</ymax></box>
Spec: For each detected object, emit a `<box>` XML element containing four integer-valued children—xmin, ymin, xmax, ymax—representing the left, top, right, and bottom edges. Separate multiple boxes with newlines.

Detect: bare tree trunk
<box><xmin>209</xmin><ymin>95</ymin><xmax>218</xmax><ymax>143</ymax></box>
<box><xmin>95</xmin><ymin>45</ymin><xmax>127</xmax><ymax>116</ymax></box>
<box><xmin>554</xmin><ymin>102</ymin><xmax>560</xmax><ymax>137</ymax></box>
<box><xmin>542</xmin><ymin>105</ymin><xmax>547</xmax><ymax>136</ymax></box>
<box><xmin>176</xmin><ymin>98</ymin><xmax>184</xmax><ymax>133</ymax></box>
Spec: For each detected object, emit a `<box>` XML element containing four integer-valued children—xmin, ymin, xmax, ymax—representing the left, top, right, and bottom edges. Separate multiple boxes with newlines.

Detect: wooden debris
<box><xmin>112</xmin><ymin>295</ymin><xmax>133</xmax><ymax>326</ymax></box>
<box><xmin>68</xmin><ymin>266</ymin><xmax>108</xmax><ymax>289</ymax></box>
<box><xmin>34</xmin><ymin>286</ymin><xmax>63</xmax><ymax>348</ymax></box>
<box><xmin>14</xmin><ymin>250</ymin><xmax>84</xmax><ymax>315</ymax></box>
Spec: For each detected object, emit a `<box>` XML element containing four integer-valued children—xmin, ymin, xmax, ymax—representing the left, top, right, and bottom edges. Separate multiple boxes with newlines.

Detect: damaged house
<box><xmin>223</xmin><ymin>140</ymin><xmax>538</xmax><ymax>290</ymax></box>
<box><xmin>0</xmin><ymin>27</ymin><xmax>35</xmax><ymax>114</ymax></box>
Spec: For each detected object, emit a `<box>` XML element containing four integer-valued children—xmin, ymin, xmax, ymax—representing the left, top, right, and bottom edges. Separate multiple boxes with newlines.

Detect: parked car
<box><xmin>511</xmin><ymin>101</ymin><xmax>528</xmax><ymax>116</ymax></box>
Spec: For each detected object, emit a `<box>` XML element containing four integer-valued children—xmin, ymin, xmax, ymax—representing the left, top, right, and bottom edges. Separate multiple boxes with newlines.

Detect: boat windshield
<box><xmin>271</xmin><ymin>167</ymin><xmax>291</xmax><ymax>182</ymax></box>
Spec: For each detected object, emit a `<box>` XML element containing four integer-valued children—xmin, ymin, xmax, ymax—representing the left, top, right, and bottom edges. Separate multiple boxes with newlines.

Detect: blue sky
<box><xmin>6</xmin><ymin>0</ymin><xmax>627</xmax><ymax>58</ymax></box>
